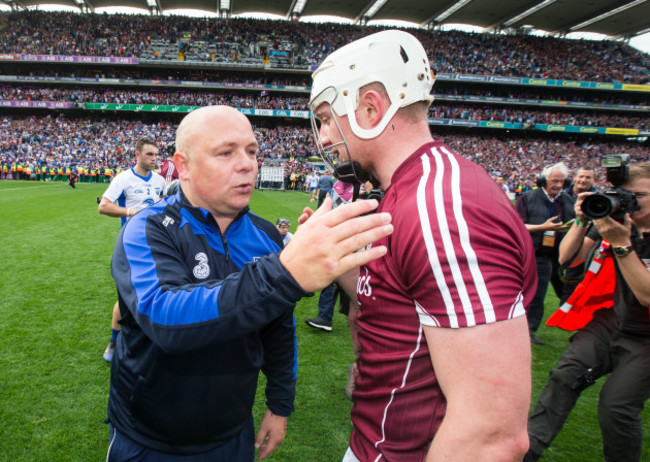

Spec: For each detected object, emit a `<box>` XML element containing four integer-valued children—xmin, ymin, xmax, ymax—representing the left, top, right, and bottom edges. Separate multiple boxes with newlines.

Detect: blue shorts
<box><xmin>107</xmin><ymin>417</ymin><xmax>255</xmax><ymax>462</ymax></box>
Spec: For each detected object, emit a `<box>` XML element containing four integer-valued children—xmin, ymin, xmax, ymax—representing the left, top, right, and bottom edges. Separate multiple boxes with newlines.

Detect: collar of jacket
<box><xmin>178</xmin><ymin>187</ymin><xmax>250</xmax><ymax>233</ymax></box>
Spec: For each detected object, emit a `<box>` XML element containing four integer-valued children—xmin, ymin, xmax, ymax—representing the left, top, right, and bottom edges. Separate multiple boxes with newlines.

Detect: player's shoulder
<box><xmin>151</xmin><ymin>171</ymin><xmax>166</xmax><ymax>183</ymax></box>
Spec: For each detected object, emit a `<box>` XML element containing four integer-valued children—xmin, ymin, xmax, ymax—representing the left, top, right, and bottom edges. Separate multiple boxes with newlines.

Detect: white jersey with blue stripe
<box><xmin>102</xmin><ymin>167</ymin><xmax>166</xmax><ymax>226</ymax></box>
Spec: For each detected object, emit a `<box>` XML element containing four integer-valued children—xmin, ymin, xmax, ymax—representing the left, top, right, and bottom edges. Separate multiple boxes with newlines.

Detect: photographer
<box><xmin>525</xmin><ymin>162</ymin><xmax>650</xmax><ymax>462</ymax></box>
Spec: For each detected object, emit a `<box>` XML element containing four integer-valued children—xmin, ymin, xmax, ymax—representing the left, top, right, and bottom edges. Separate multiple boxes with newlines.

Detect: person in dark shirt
<box><xmin>515</xmin><ymin>162</ymin><xmax>574</xmax><ymax>345</ymax></box>
<box><xmin>317</xmin><ymin>170</ymin><xmax>334</xmax><ymax>207</ymax></box>
<box><xmin>106</xmin><ymin>105</ymin><xmax>392</xmax><ymax>461</ymax></box>
<box><xmin>526</xmin><ymin>162</ymin><xmax>650</xmax><ymax>462</ymax></box>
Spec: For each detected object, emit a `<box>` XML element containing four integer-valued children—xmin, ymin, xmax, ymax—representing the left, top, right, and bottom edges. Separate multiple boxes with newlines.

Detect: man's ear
<box><xmin>173</xmin><ymin>151</ymin><xmax>190</xmax><ymax>181</ymax></box>
<box><xmin>357</xmin><ymin>90</ymin><xmax>386</xmax><ymax>129</ymax></box>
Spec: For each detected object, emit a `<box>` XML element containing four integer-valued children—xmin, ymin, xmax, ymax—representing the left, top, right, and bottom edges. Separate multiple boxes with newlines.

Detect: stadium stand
<box><xmin>0</xmin><ymin>11</ymin><xmax>647</xmax><ymax>192</ymax></box>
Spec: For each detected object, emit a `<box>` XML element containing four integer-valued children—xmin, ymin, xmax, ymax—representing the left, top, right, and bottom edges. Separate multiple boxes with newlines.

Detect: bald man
<box><xmin>105</xmin><ymin>106</ymin><xmax>393</xmax><ymax>461</ymax></box>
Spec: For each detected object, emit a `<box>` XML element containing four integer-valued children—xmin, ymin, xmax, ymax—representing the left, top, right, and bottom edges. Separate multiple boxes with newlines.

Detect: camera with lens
<box><xmin>581</xmin><ymin>154</ymin><xmax>639</xmax><ymax>222</ymax></box>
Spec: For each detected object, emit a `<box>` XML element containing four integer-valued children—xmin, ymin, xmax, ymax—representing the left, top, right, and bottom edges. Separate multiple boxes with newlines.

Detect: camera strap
<box><xmin>558</xmin><ymin>232</ymin><xmax>601</xmax><ymax>285</ymax></box>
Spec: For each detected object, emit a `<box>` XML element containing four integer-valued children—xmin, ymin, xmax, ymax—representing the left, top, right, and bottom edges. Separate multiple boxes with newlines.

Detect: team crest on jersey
<box><xmin>193</xmin><ymin>252</ymin><xmax>210</xmax><ymax>279</ymax></box>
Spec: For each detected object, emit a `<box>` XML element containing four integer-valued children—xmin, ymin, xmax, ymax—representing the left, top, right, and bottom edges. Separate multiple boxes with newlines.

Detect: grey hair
<box><xmin>542</xmin><ymin>162</ymin><xmax>569</xmax><ymax>179</ymax></box>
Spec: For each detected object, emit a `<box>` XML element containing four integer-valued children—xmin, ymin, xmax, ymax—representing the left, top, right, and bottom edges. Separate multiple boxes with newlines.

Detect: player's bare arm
<box><xmin>98</xmin><ymin>197</ymin><xmax>136</xmax><ymax>218</ymax></box>
<box><xmin>424</xmin><ymin>317</ymin><xmax>531</xmax><ymax>461</ymax></box>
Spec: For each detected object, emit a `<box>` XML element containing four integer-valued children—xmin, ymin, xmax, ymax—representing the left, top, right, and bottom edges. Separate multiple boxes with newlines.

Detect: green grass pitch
<box><xmin>0</xmin><ymin>180</ymin><xmax>647</xmax><ymax>461</ymax></box>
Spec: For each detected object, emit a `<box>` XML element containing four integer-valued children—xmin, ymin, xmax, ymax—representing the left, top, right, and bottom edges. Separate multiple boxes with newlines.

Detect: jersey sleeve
<box><xmin>392</xmin><ymin>153</ymin><xmax>535</xmax><ymax>329</ymax></box>
<box><xmin>112</xmin><ymin>209</ymin><xmax>309</xmax><ymax>354</ymax></box>
<box><xmin>102</xmin><ymin>173</ymin><xmax>126</xmax><ymax>203</ymax></box>
<box><xmin>261</xmin><ymin>308</ymin><xmax>297</xmax><ymax>417</ymax></box>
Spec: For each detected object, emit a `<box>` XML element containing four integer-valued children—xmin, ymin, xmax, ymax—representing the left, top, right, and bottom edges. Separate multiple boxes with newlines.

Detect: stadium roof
<box><xmin>5</xmin><ymin>0</ymin><xmax>650</xmax><ymax>39</ymax></box>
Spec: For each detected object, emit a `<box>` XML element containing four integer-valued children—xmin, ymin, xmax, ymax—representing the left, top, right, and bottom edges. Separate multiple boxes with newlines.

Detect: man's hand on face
<box><xmin>280</xmin><ymin>197</ymin><xmax>392</xmax><ymax>293</ymax></box>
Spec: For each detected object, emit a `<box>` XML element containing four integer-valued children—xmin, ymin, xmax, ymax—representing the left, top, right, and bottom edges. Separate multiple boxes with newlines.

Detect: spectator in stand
<box><xmin>2</xmin><ymin>10</ymin><xmax>649</xmax><ymax>83</ymax></box>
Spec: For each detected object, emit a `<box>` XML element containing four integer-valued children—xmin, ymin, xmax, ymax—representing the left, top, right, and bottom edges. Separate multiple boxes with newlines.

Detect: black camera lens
<box><xmin>582</xmin><ymin>194</ymin><xmax>617</xmax><ymax>220</ymax></box>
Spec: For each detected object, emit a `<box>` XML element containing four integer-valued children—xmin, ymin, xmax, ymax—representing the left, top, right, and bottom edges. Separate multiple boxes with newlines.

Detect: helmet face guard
<box><xmin>309</xmin><ymin>89</ymin><xmax>371</xmax><ymax>185</ymax></box>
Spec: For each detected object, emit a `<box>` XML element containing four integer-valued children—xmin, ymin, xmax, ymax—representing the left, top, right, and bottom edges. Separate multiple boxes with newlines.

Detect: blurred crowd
<box><xmin>430</xmin><ymin>104</ymin><xmax>648</xmax><ymax>129</ymax></box>
<box><xmin>0</xmin><ymin>85</ymin><xmax>309</xmax><ymax>110</ymax></box>
<box><xmin>1</xmin><ymin>115</ymin><xmax>646</xmax><ymax>192</ymax></box>
<box><xmin>2</xmin><ymin>66</ymin><xmax>646</xmax><ymax>109</ymax></box>
<box><xmin>444</xmin><ymin>133</ymin><xmax>649</xmax><ymax>190</ymax></box>
<box><xmin>1</xmin><ymin>85</ymin><xmax>646</xmax><ymax>129</ymax></box>
<box><xmin>1</xmin><ymin>11</ymin><xmax>648</xmax><ymax>83</ymax></box>
<box><xmin>0</xmin><ymin>115</ymin><xmax>318</xmax><ymax>179</ymax></box>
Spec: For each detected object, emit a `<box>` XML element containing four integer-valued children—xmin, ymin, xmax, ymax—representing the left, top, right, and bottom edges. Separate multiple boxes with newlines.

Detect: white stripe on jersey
<box><xmin>429</xmin><ymin>147</ymin><xmax>477</xmax><ymax>326</ymax></box>
<box><xmin>439</xmin><ymin>145</ymin><xmax>495</xmax><ymax>323</ymax></box>
<box><xmin>508</xmin><ymin>290</ymin><xmax>526</xmax><ymax>318</ymax></box>
<box><xmin>416</xmin><ymin>300</ymin><xmax>441</xmax><ymax>327</ymax></box>
<box><xmin>165</xmin><ymin>162</ymin><xmax>176</xmax><ymax>183</ymax></box>
<box><xmin>417</xmin><ymin>153</ymin><xmax>459</xmax><ymax>328</ymax></box>
<box><xmin>418</xmin><ymin>147</ymin><xmax>495</xmax><ymax>328</ymax></box>
<box><xmin>373</xmin><ymin>322</ymin><xmax>425</xmax><ymax>460</ymax></box>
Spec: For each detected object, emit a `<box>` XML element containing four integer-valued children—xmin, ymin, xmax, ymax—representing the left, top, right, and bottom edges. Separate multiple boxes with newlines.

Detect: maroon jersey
<box><xmin>160</xmin><ymin>159</ymin><xmax>179</xmax><ymax>184</ymax></box>
<box><xmin>351</xmin><ymin>140</ymin><xmax>537</xmax><ymax>461</ymax></box>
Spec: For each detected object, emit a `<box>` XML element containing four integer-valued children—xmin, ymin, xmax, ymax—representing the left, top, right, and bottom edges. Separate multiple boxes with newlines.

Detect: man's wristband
<box><xmin>126</xmin><ymin>208</ymin><xmax>131</xmax><ymax>217</ymax></box>
<box><xmin>575</xmin><ymin>219</ymin><xmax>591</xmax><ymax>228</ymax></box>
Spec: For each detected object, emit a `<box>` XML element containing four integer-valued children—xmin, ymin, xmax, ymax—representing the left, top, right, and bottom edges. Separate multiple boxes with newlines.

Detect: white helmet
<box><xmin>309</xmin><ymin>29</ymin><xmax>434</xmax><ymax>184</ymax></box>
<box><xmin>310</xmin><ymin>29</ymin><xmax>435</xmax><ymax>140</ymax></box>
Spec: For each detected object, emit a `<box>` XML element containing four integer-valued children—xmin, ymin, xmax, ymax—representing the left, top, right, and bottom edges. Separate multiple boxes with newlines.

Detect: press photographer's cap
<box><xmin>276</xmin><ymin>218</ymin><xmax>290</xmax><ymax>226</ymax></box>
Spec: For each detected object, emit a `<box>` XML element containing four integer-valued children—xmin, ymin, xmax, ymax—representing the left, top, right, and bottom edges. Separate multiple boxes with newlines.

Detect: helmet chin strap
<box><xmin>334</xmin><ymin>161</ymin><xmax>380</xmax><ymax>203</ymax></box>
<box><xmin>334</xmin><ymin>160</ymin><xmax>368</xmax><ymax>184</ymax></box>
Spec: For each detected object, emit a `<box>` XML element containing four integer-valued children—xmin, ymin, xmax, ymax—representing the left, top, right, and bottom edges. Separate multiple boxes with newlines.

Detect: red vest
<box><xmin>546</xmin><ymin>240</ymin><xmax>615</xmax><ymax>331</ymax></box>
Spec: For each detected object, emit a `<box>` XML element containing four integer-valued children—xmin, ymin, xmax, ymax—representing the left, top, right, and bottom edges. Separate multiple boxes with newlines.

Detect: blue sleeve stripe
<box><xmin>179</xmin><ymin>208</ymin><xmax>226</xmax><ymax>256</ymax></box>
<box><xmin>122</xmin><ymin>208</ymin><xmax>222</xmax><ymax>326</ymax></box>
<box><xmin>117</xmin><ymin>193</ymin><xmax>126</xmax><ymax>227</ymax></box>
<box><xmin>227</xmin><ymin>215</ymin><xmax>282</xmax><ymax>269</ymax></box>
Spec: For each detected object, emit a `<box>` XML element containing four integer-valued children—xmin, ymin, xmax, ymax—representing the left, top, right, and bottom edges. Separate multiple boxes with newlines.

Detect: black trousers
<box><xmin>317</xmin><ymin>190</ymin><xmax>328</xmax><ymax>208</ymax></box>
<box><xmin>527</xmin><ymin>309</ymin><xmax>650</xmax><ymax>462</ymax></box>
<box><xmin>107</xmin><ymin>416</ymin><xmax>255</xmax><ymax>462</ymax></box>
